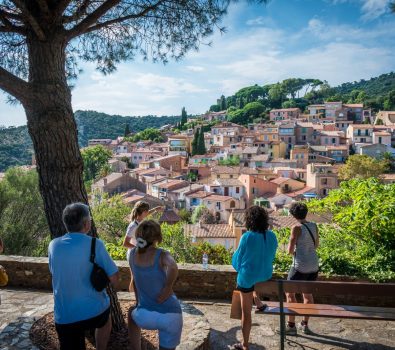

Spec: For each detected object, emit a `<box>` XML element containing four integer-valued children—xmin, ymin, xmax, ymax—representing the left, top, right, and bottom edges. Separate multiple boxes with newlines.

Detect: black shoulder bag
<box><xmin>90</xmin><ymin>237</ymin><xmax>110</xmax><ymax>292</ymax></box>
<box><xmin>301</xmin><ymin>223</ymin><xmax>316</xmax><ymax>247</ymax></box>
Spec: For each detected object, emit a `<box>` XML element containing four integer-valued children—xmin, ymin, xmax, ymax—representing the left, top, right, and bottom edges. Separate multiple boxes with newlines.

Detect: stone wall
<box><xmin>1</xmin><ymin>255</ymin><xmax>394</xmax><ymax>307</ymax></box>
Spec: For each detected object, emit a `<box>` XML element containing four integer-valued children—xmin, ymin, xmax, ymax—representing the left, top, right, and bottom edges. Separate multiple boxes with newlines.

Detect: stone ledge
<box><xmin>1</xmin><ymin>255</ymin><xmax>394</xmax><ymax>307</ymax></box>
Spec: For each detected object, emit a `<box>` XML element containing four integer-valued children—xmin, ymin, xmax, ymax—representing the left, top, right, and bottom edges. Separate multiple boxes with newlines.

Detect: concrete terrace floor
<box><xmin>0</xmin><ymin>288</ymin><xmax>394</xmax><ymax>350</ymax></box>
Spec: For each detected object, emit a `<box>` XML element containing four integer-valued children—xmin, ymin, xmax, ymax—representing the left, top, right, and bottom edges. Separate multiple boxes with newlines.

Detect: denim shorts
<box><xmin>131</xmin><ymin>307</ymin><xmax>183</xmax><ymax>349</ymax></box>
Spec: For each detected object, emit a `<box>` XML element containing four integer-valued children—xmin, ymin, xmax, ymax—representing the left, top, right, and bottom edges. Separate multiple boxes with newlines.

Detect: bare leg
<box><xmin>240</xmin><ymin>291</ymin><xmax>253</xmax><ymax>350</ymax></box>
<box><xmin>95</xmin><ymin>315</ymin><xmax>112</xmax><ymax>350</ymax></box>
<box><xmin>302</xmin><ymin>293</ymin><xmax>314</xmax><ymax>323</ymax></box>
<box><xmin>253</xmin><ymin>291</ymin><xmax>265</xmax><ymax>309</ymax></box>
<box><xmin>128</xmin><ymin>311</ymin><xmax>141</xmax><ymax>350</ymax></box>
<box><xmin>286</xmin><ymin>293</ymin><xmax>297</xmax><ymax>324</ymax></box>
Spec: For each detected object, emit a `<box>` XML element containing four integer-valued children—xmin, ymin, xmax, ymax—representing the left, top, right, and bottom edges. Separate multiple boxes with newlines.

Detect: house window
<box><xmin>216</xmin><ymin>202</ymin><xmax>221</xmax><ymax>210</ymax></box>
<box><xmin>236</xmin><ymin>187</ymin><xmax>240</xmax><ymax>194</ymax></box>
<box><xmin>230</xmin><ymin>175</ymin><xmax>234</xmax><ymax>179</ymax></box>
<box><xmin>252</xmin><ymin>188</ymin><xmax>256</xmax><ymax>194</ymax></box>
<box><xmin>302</xmin><ymin>135</ymin><xmax>306</xmax><ymax>141</ymax></box>
<box><xmin>217</xmin><ymin>175</ymin><xmax>220</xmax><ymax>179</ymax></box>
<box><xmin>379</xmin><ymin>137</ymin><xmax>382</xmax><ymax>144</ymax></box>
<box><xmin>230</xmin><ymin>200</ymin><xmax>236</xmax><ymax>208</ymax></box>
<box><xmin>365</xmin><ymin>130</ymin><xmax>369</xmax><ymax>136</ymax></box>
<box><xmin>332</xmin><ymin>138</ymin><xmax>336</xmax><ymax>144</ymax></box>
<box><xmin>321</xmin><ymin>178</ymin><xmax>328</xmax><ymax>185</ymax></box>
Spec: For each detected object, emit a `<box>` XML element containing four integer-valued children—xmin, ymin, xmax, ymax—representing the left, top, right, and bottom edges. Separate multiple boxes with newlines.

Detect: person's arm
<box><xmin>123</xmin><ymin>223</ymin><xmax>137</xmax><ymax>249</ymax></box>
<box><xmin>108</xmin><ymin>271</ymin><xmax>120</xmax><ymax>288</ymax></box>
<box><xmin>157</xmin><ymin>251</ymin><xmax>178</xmax><ymax>304</ymax></box>
<box><xmin>287</xmin><ymin>226</ymin><xmax>301</xmax><ymax>255</ymax></box>
<box><xmin>148</xmin><ymin>206</ymin><xmax>165</xmax><ymax>215</ymax></box>
<box><xmin>96</xmin><ymin>239</ymin><xmax>119</xmax><ymax>287</ymax></box>
<box><xmin>232</xmin><ymin>234</ymin><xmax>246</xmax><ymax>272</ymax></box>
<box><xmin>122</xmin><ymin>235</ymin><xmax>135</xmax><ymax>249</ymax></box>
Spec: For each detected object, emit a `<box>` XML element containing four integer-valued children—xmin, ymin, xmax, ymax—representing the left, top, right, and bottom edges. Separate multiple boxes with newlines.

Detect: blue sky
<box><xmin>1</xmin><ymin>0</ymin><xmax>395</xmax><ymax>126</ymax></box>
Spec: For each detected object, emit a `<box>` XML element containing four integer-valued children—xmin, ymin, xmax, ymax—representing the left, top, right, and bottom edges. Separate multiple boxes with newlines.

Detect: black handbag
<box><xmin>90</xmin><ymin>237</ymin><xmax>110</xmax><ymax>292</ymax></box>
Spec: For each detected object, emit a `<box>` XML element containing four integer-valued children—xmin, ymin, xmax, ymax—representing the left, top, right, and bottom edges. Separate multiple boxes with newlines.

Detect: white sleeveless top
<box><xmin>293</xmin><ymin>222</ymin><xmax>319</xmax><ymax>273</ymax></box>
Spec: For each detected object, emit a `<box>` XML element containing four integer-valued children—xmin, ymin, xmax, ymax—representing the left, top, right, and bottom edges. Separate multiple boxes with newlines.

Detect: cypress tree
<box><xmin>197</xmin><ymin>128</ymin><xmax>206</xmax><ymax>154</ymax></box>
<box><xmin>124</xmin><ymin>123</ymin><xmax>131</xmax><ymax>137</ymax></box>
<box><xmin>191</xmin><ymin>128</ymin><xmax>199</xmax><ymax>156</ymax></box>
<box><xmin>181</xmin><ymin>107</ymin><xmax>188</xmax><ymax>126</ymax></box>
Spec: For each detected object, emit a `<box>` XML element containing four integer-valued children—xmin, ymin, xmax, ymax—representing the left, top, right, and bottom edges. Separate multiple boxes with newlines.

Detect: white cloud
<box><xmin>246</xmin><ymin>16</ymin><xmax>266</xmax><ymax>26</ymax></box>
<box><xmin>185</xmin><ymin>65</ymin><xmax>205</xmax><ymax>72</ymax></box>
<box><xmin>360</xmin><ymin>0</ymin><xmax>391</xmax><ymax>21</ymax></box>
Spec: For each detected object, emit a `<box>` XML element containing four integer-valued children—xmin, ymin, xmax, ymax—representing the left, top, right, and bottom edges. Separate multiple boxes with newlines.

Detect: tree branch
<box><xmin>62</xmin><ymin>0</ymin><xmax>90</xmax><ymax>24</ymax></box>
<box><xmin>81</xmin><ymin>1</ymin><xmax>163</xmax><ymax>35</ymax></box>
<box><xmin>0</xmin><ymin>66</ymin><xmax>30</xmax><ymax>102</ymax></box>
<box><xmin>0</xmin><ymin>9</ymin><xmax>26</xmax><ymax>35</ymax></box>
<box><xmin>66</xmin><ymin>0</ymin><xmax>122</xmax><ymax>39</ymax></box>
<box><xmin>35</xmin><ymin>0</ymin><xmax>50</xmax><ymax>17</ymax></box>
<box><xmin>11</xmin><ymin>0</ymin><xmax>46</xmax><ymax>40</ymax></box>
<box><xmin>53</xmin><ymin>0</ymin><xmax>73</xmax><ymax>18</ymax></box>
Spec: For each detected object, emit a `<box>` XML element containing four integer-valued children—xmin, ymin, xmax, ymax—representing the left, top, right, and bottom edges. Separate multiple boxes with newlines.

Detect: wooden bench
<box><xmin>230</xmin><ymin>280</ymin><xmax>395</xmax><ymax>350</ymax></box>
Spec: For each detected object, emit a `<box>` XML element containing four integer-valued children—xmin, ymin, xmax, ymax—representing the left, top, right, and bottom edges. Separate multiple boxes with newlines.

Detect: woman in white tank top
<box><xmin>285</xmin><ymin>202</ymin><xmax>319</xmax><ymax>336</ymax></box>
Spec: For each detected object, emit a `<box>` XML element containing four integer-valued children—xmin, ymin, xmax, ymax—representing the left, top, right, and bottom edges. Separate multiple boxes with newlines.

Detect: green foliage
<box><xmin>191</xmin><ymin>204</ymin><xmax>208</xmax><ymax>224</ymax></box>
<box><xmin>124</xmin><ymin>123</ymin><xmax>131</xmax><ymax>137</ymax></box>
<box><xmin>159</xmin><ymin>222</ymin><xmax>232</xmax><ymax>265</ymax></box>
<box><xmin>105</xmin><ymin>239</ymin><xmax>127</xmax><ymax>261</ymax></box>
<box><xmin>338</xmin><ymin>155</ymin><xmax>389</xmax><ymax>180</ymax></box>
<box><xmin>0</xmin><ymin>168</ymin><xmax>50</xmax><ymax>256</ymax></box>
<box><xmin>124</xmin><ymin>128</ymin><xmax>164</xmax><ymax>143</ymax></box>
<box><xmin>0</xmin><ymin>111</ymin><xmax>179</xmax><ymax>172</ymax></box>
<box><xmin>209</xmin><ymin>104</ymin><xmax>221</xmax><ymax>112</ymax></box>
<box><xmin>160</xmin><ymin>222</ymin><xmax>195</xmax><ymax>263</ymax></box>
<box><xmin>218</xmin><ymin>156</ymin><xmax>240</xmax><ymax>166</ymax></box>
<box><xmin>178</xmin><ymin>209</ymin><xmax>192</xmax><ymax>223</ymax></box>
<box><xmin>197</xmin><ymin>128</ymin><xmax>206</xmax><ymax>154</ymax></box>
<box><xmin>190</xmin><ymin>242</ymin><xmax>232</xmax><ymax>265</ymax></box>
<box><xmin>181</xmin><ymin>107</ymin><xmax>188</xmax><ymax>126</ymax></box>
<box><xmin>81</xmin><ymin>145</ymin><xmax>112</xmax><ymax>182</ymax></box>
<box><xmin>0</xmin><ymin>126</ymin><xmax>33</xmax><ymax>171</ymax></box>
<box><xmin>91</xmin><ymin>194</ymin><xmax>130</xmax><ymax>243</ymax></box>
<box><xmin>228</xmin><ymin>102</ymin><xmax>265</xmax><ymax>125</ymax></box>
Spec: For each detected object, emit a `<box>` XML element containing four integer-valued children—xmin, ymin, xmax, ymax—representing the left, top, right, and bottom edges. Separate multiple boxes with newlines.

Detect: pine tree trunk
<box><xmin>24</xmin><ymin>35</ymin><xmax>124</xmax><ymax>329</ymax></box>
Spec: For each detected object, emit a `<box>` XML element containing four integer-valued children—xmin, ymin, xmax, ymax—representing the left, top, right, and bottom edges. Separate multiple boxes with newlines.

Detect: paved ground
<box><xmin>0</xmin><ymin>288</ymin><xmax>394</xmax><ymax>350</ymax></box>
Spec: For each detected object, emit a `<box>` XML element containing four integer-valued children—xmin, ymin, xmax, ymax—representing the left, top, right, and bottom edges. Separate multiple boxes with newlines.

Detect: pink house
<box><xmin>238</xmin><ymin>174</ymin><xmax>278</xmax><ymax>205</ymax></box>
<box><xmin>130</xmin><ymin>149</ymin><xmax>162</xmax><ymax>166</ymax></box>
<box><xmin>270</xmin><ymin>108</ymin><xmax>301</xmax><ymax>122</ymax></box>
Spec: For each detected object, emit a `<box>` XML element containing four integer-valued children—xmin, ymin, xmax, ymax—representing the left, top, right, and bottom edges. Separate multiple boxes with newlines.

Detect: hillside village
<box><xmin>79</xmin><ymin>102</ymin><xmax>395</xmax><ymax>250</ymax></box>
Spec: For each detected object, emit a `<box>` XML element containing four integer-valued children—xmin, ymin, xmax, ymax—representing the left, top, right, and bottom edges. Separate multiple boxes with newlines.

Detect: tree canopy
<box><xmin>338</xmin><ymin>154</ymin><xmax>389</xmax><ymax>181</ymax></box>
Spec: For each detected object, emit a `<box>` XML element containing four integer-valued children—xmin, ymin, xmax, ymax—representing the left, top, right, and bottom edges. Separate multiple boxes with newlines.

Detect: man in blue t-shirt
<box><xmin>48</xmin><ymin>203</ymin><xmax>119</xmax><ymax>350</ymax></box>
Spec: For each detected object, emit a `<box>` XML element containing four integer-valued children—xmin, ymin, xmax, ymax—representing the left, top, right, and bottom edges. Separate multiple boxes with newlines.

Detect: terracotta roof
<box><xmin>212</xmin><ymin>166</ymin><xmax>241</xmax><ymax>174</ymax></box>
<box><xmin>159</xmin><ymin>209</ymin><xmax>181</xmax><ymax>224</ymax></box>
<box><xmin>93</xmin><ymin>172</ymin><xmax>123</xmax><ymax>187</ymax></box>
<box><xmin>159</xmin><ymin>179</ymin><xmax>187</xmax><ymax>189</ymax></box>
<box><xmin>242</xmin><ymin>146</ymin><xmax>259</xmax><ymax>154</ymax></box>
<box><xmin>270</xmin><ymin>177</ymin><xmax>294</xmax><ymax>185</ymax></box>
<box><xmin>204</xmin><ymin>195</ymin><xmax>233</xmax><ymax>202</ymax></box>
<box><xmin>251</xmin><ymin>154</ymin><xmax>270</xmax><ymax>162</ymax></box>
<box><xmin>373</xmin><ymin>131</ymin><xmax>391</xmax><ymax>136</ymax></box>
<box><xmin>287</xmin><ymin>186</ymin><xmax>315</xmax><ymax>198</ymax></box>
<box><xmin>215</xmin><ymin>178</ymin><xmax>243</xmax><ymax>187</ymax></box>
<box><xmin>187</xmin><ymin>191</ymin><xmax>212</xmax><ymax>199</ymax></box>
<box><xmin>231</xmin><ymin>210</ymin><xmax>246</xmax><ymax>227</ymax></box>
<box><xmin>185</xmin><ymin>224</ymin><xmax>234</xmax><ymax>238</ymax></box>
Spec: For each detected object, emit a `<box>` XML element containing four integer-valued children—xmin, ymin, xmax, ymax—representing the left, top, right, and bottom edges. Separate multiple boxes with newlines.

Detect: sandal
<box><xmin>255</xmin><ymin>303</ymin><xmax>268</xmax><ymax>313</ymax></box>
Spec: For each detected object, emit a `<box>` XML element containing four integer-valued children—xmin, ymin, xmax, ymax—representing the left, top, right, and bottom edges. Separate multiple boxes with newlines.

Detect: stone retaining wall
<box><xmin>1</xmin><ymin>255</ymin><xmax>394</xmax><ymax>307</ymax></box>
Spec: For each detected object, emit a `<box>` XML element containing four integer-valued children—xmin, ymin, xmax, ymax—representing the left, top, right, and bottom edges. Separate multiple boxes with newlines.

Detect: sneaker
<box><xmin>298</xmin><ymin>322</ymin><xmax>312</xmax><ymax>335</ymax></box>
<box><xmin>285</xmin><ymin>324</ymin><xmax>297</xmax><ymax>336</ymax></box>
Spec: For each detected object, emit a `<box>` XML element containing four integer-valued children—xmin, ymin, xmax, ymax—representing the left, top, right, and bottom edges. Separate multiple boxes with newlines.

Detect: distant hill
<box><xmin>332</xmin><ymin>72</ymin><xmax>395</xmax><ymax>96</ymax></box>
<box><xmin>0</xmin><ymin>111</ymin><xmax>180</xmax><ymax>171</ymax></box>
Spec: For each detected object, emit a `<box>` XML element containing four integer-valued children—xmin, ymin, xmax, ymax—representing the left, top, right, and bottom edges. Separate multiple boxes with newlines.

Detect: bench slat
<box><xmin>264</xmin><ymin>301</ymin><xmax>395</xmax><ymax>314</ymax></box>
<box><xmin>263</xmin><ymin>305</ymin><xmax>395</xmax><ymax>321</ymax></box>
<box><xmin>230</xmin><ymin>291</ymin><xmax>395</xmax><ymax>321</ymax></box>
<box><xmin>255</xmin><ymin>281</ymin><xmax>395</xmax><ymax>297</ymax></box>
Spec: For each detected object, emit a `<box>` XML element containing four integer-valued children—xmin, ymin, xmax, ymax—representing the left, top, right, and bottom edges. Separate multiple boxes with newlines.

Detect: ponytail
<box><xmin>130</xmin><ymin>201</ymin><xmax>150</xmax><ymax>221</ymax></box>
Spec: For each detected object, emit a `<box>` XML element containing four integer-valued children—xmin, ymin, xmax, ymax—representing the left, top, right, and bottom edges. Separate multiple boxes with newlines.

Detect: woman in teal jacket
<box><xmin>231</xmin><ymin>206</ymin><xmax>278</xmax><ymax>350</ymax></box>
